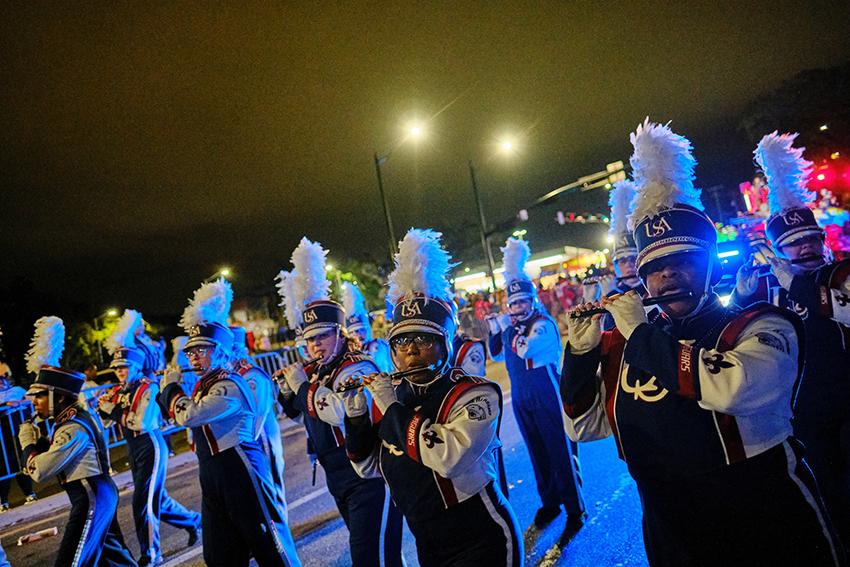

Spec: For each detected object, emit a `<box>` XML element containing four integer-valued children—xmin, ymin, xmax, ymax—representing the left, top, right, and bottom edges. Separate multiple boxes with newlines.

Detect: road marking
<box><xmin>161</xmin><ymin>544</ymin><xmax>203</xmax><ymax>567</ymax></box>
<box><xmin>288</xmin><ymin>487</ymin><xmax>327</xmax><ymax>511</ymax></box>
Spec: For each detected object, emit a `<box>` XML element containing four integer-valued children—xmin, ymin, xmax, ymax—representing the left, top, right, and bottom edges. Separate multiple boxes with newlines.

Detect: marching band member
<box><xmin>19</xmin><ymin>317</ymin><xmax>136</xmax><ymax>567</ymax></box>
<box><xmin>561</xmin><ymin>120</ymin><xmax>843</xmax><ymax>566</ymax></box>
<box><xmin>487</xmin><ymin>237</ymin><xmax>585</xmax><ymax>530</ymax></box>
<box><xmin>230</xmin><ymin>325</ymin><xmax>289</xmax><ymax>519</ymax></box>
<box><xmin>99</xmin><ymin>311</ymin><xmax>201</xmax><ymax>565</ymax></box>
<box><xmin>344</xmin><ymin>228</ymin><xmax>521</xmax><ymax>566</ymax></box>
<box><xmin>342</xmin><ymin>282</ymin><xmax>392</xmax><ymax>373</ymax></box>
<box><xmin>156</xmin><ymin>279</ymin><xmax>301</xmax><ymax>567</ymax></box>
<box><xmin>734</xmin><ymin>132</ymin><xmax>850</xmax><ymax>550</ymax></box>
<box><xmin>274</xmin><ymin>238</ymin><xmax>403</xmax><ymax>567</ymax></box>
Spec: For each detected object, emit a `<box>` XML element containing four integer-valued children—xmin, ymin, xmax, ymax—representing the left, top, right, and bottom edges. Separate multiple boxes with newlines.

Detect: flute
<box><xmin>336</xmin><ymin>364</ymin><xmax>438</xmax><ymax>393</ymax></box>
<box><xmin>741</xmin><ymin>255</ymin><xmax>823</xmax><ymax>276</ymax></box>
<box><xmin>273</xmin><ymin>356</ymin><xmax>322</xmax><ymax>384</ymax></box>
<box><xmin>570</xmin><ymin>291</ymin><xmax>695</xmax><ymax>319</ymax></box>
<box><xmin>154</xmin><ymin>366</ymin><xmax>193</xmax><ymax>376</ymax></box>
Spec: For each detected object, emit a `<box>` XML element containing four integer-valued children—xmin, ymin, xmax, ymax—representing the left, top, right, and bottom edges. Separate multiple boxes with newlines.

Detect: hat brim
<box><xmin>25</xmin><ymin>384</ymin><xmax>48</xmax><ymax>397</ymax></box>
<box><xmin>388</xmin><ymin>321</ymin><xmax>446</xmax><ymax>341</ymax></box>
<box><xmin>637</xmin><ymin>241</ymin><xmax>711</xmax><ymax>272</ymax></box>
<box><xmin>773</xmin><ymin>227</ymin><xmax>824</xmax><ymax>248</ymax></box>
<box><xmin>183</xmin><ymin>336</ymin><xmax>220</xmax><ymax>351</ymax></box>
<box><xmin>301</xmin><ymin>323</ymin><xmax>341</xmax><ymax>340</ymax></box>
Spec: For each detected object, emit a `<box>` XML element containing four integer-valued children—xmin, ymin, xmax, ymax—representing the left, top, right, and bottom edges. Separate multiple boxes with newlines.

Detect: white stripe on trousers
<box><xmin>234</xmin><ymin>445</ymin><xmax>293</xmax><ymax>567</ymax></box>
<box><xmin>480</xmin><ymin>488</ymin><xmax>515</xmax><ymax>567</ymax></box>
<box><xmin>72</xmin><ymin>480</ymin><xmax>97</xmax><ymax>567</ymax></box>
<box><xmin>145</xmin><ymin>435</ymin><xmax>162</xmax><ymax>561</ymax></box>
<box><xmin>782</xmin><ymin>440</ymin><xmax>840</xmax><ymax>567</ymax></box>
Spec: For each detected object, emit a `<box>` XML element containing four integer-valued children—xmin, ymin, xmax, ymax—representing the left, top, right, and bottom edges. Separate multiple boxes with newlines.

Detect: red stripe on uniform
<box><xmin>306</xmin><ymin>383</ymin><xmax>319</xmax><ymax>418</ymax></box>
<box><xmin>714</xmin><ymin>413</ymin><xmax>746</xmax><ymax>463</ymax></box>
<box><xmin>332</xmin><ymin>426</ymin><xmax>345</xmax><ymax>447</ymax></box>
<box><xmin>677</xmin><ymin>344</ymin><xmax>697</xmax><ymax>398</ymax></box>
<box><xmin>434</xmin><ymin>472</ymin><xmax>458</xmax><ymax>506</ymax></box>
<box><xmin>168</xmin><ymin>392</ymin><xmax>186</xmax><ymax>420</ymax></box>
<box><xmin>130</xmin><ymin>382</ymin><xmax>150</xmax><ymax>413</ymax></box>
<box><xmin>601</xmin><ymin>330</ymin><xmax>627</xmax><ymax>460</ymax></box>
<box><xmin>455</xmin><ymin>341</ymin><xmax>475</xmax><ymax>368</ymax></box>
<box><xmin>202</xmin><ymin>425</ymin><xmax>219</xmax><ymax>454</ymax></box>
<box><xmin>405</xmin><ymin>413</ymin><xmax>425</xmax><ymax>462</ymax></box>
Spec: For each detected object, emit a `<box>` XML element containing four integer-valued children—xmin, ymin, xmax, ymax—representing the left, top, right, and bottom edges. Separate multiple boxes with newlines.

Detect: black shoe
<box><xmin>186</xmin><ymin>526</ymin><xmax>201</xmax><ymax>547</ymax></box>
<box><xmin>564</xmin><ymin>511</ymin><xmax>587</xmax><ymax>535</ymax></box>
<box><xmin>137</xmin><ymin>556</ymin><xmax>163</xmax><ymax>566</ymax></box>
<box><xmin>534</xmin><ymin>505</ymin><xmax>562</xmax><ymax>528</ymax></box>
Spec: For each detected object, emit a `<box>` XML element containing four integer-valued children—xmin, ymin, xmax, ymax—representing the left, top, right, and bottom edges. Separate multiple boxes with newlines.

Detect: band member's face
<box><xmin>613</xmin><ymin>256</ymin><xmax>639</xmax><ymax>283</ymax></box>
<box><xmin>777</xmin><ymin>234</ymin><xmax>824</xmax><ymax>270</ymax></box>
<box><xmin>390</xmin><ymin>333</ymin><xmax>444</xmax><ymax>376</ymax></box>
<box><xmin>32</xmin><ymin>392</ymin><xmax>49</xmax><ymax>418</ymax></box>
<box><xmin>349</xmin><ymin>327</ymin><xmax>368</xmax><ymax>345</ymax></box>
<box><xmin>508</xmin><ymin>299</ymin><xmax>533</xmax><ymax>321</ymax></box>
<box><xmin>185</xmin><ymin>346</ymin><xmax>213</xmax><ymax>373</ymax></box>
<box><xmin>306</xmin><ymin>329</ymin><xmax>342</xmax><ymax>364</ymax></box>
<box><xmin>644</xmin><ymin>253</ymin><xmax>706</xmax><ymax>318</ymax></box>
<box><xmin>115</xmin><ymin>367</ymin><xmax>130</xmax><ymax>384</ymax></box>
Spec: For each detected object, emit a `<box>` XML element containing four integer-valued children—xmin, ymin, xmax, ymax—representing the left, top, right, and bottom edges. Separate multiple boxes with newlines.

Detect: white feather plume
<box><xmin>105</xmin><ymin>309</ymin><xmax>142</xmax><ymax>354</ymax></box>
<box><xmin>628</xmin><ymin>118</ymin><xmax>702</xmax><ymax>230</ymax></box>
<box><xmin>501</xmin><ymin>237</ymin><xmax>531</xmax><ymax>283</ymax></box>
<box><xmin>179</xmin><ymin>277</ymin><xmax>233</xmax><ymax>331</ymax></box>
<box><xmin>387</xmin><ymin>228</ymin><xmax>455</xmax><ymax>305</ymax></box>
<box><xmin>26</xmin><ymin>316</ymin><xmax>65</xmax><ymax>374</ymax></box>
<box><xmin>291</xmin><ymin>238</ymin><xmax>331</xmax><ymax>307</ymax></box>
<box><xmin>275</xmin><ymin>269</ymin><xmax>301</xmax><ymax>330</ymax></box>
<box><xmin>608</xmin><ymin>179</ymin><xmax>636</xmax><ymax>238</ymax></box>
<box><xmin>342</xmin><ymin>282</ymin><xmax>367</xmax><ymax>316</ymax></box>
<box><xmin>754</xmin><ymin>131</ymin><xmax>814</xmax><ymax>214</ymax></box>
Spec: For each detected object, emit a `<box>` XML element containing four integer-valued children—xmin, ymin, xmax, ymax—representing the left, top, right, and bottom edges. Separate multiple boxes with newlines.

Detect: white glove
<box><xmin>599</xmin><ymin>274</ymin><xmax>617</xmax><ymax>297</ymax></box>
<box><xmin>485</xmin><ymin>314</ymin><xmax>501</xmax><ymax>335</ymax></box>
<box><xmin>497</xmin><ymin>314</ymin><xmax>511</xmax><ymax>331</ymax></box>
<box><xmin>161</xmin><ymin>366</ymin><xmax>184</xmax><ymax>389</ymax></box>
<box><xmin>566</xmin><ymin>305</ymin><xmax>603</xmax><ymax>355</ymax></box>
<box><xmin>603</xmin><ymin>291</ymin><xmax>647</xmax><ymax>340</ymax></box>
<box><xmin>283</xmin><ymin>363</ymin><xmax>308</xmax><ymax>393</ymax></box>
<box><xmin>277</xmin><ymin>377</ymin><xmax>294</xmax><ymax>398</ymax></box>
<box><xmin>736</xmin><ymin>255</ymin><xmax>761</xmax><ymax>298</ymax></box>
<box><xmin>768</xmin><ymin>256</ymin><xmax>795</xmax><ymax>291</ymax></box>
<box><xmin>364</xmin><ymin>373</ymin><xmax>397</xmax><ymax>415</ymax></box>
<box><xmin>343</xmin><ymin>388</ymin><xmax>368</xmax><ymax>418</ymax></box>
<box><xmin>18</xmin><ymin>421</ymin><xmax>39</xmax><ymax>449</ymax></box>
<box><xmin>582</xmin><ymin>281</ymin><xmax>601</xmax><ymax>303</ymax></box>
<box><xmin>97</xmin><ymin>394</ymin><xmax>116</xmax><ymax>414</ymax></box>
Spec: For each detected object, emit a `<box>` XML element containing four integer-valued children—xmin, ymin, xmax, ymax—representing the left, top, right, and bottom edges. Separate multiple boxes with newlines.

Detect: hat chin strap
<box><xmin>48</xmin><ymin>387</ymin><xmax>55</xmax><ymax>418</ymax></box>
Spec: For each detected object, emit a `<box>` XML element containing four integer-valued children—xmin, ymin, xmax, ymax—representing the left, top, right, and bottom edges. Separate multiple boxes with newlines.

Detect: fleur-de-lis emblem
<box><xmin>315</xmin><ymin>397</ymin><xmax>328</xmax><ymax>411</ymax></box>
<box><xmin>422</xmin><ymin>430</ymin><xmax>444</xmax><ymax>449</ymax></box>
<box><xmin>702</xmin><ymin>353</ymin><xmax>734</xmax><ymax>374</ymax></box>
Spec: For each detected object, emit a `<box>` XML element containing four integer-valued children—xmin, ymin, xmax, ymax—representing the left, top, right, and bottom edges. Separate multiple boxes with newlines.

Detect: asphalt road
<box><xmin>2</xmin><ymin>361</ymin><xmax>649</xmax><ymax>566</ymax></box>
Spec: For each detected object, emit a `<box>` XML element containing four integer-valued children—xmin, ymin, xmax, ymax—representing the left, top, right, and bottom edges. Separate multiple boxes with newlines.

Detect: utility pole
<box><xmin>374</xmin><ymin>152</ymin><xmax>398</xmax><ymax>262</ymax></box>
<box><xmin>468</xmin><ymin>161</ymin><xmax>498</xmax><ymax>291</ymax></box>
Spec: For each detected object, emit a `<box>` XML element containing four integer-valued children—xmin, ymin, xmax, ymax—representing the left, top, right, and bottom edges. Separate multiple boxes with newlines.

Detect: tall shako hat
<box><xmin>342</xmin><ymin>282</ymin><xmax>370</xmax><ymax>333</ymax></box>
<box><xmin>180</xmin><ymin>278</ymin><xmax>234</xmax><ymax>352</ymax></box>
<box><xmin>387</xmin><ymin>229</ymin><xmax>457</xmax><ymax>365</ymax></box>
<box><xmin>609</xmin><ymin>179</ymin><xmax>638</xmax><ymax>262</ymax></box>
<box><xmin>755</xmin><ymin>132</ymin><xmax>821</xmax><ymax>248</ymax></box>
<box><xmin>276</xmin><ymin>237</ymin><xmax>344</xmax><ymax>340</ymax></box>
<box><xmin>105</xmin><ymin>309</ymin><xmax>146</xmax><ymax>369</ymax></box>
<box><xmin>628</xmin><ymin>119</ymin><xmax>716</xmax><ymax>278</ymax></box>
<box><xmin>501</xmin><ymin>237</ymin><xmax>536</xmax><ymax>303</ymax></box>
<box><xmin>25</xmin><ymin>317</ymin><xmax>85</xmax><ymax>399</ymax></box>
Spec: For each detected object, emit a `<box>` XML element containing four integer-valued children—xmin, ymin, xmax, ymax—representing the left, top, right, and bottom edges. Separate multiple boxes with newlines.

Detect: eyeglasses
<box><xmin>390</xmin><ymin>334</ymin><xmax>438</xmax><ymax>350</ymax></box>
<box><xmin>185</xmin><ymin>347</ymin><xmax>211</xmax><ymax>358</ymax></box>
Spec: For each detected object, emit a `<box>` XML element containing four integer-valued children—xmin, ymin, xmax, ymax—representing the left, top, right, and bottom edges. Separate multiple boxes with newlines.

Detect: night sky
<box><xmin>3</xmin><ymin>2</ymin><xmax>850</xmax><ymax>315</ymax></box>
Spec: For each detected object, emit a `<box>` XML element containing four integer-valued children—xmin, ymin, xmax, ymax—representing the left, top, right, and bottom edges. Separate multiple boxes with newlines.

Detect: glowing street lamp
<box><xmin>106</xmin><ymin>308</ymin><xmax>119</xmax><ymax>317</ymax></box>
<box><xmin>219</xmin><ymin>267</ymin><xmax>232</xmax><ymax>278</ymax></box>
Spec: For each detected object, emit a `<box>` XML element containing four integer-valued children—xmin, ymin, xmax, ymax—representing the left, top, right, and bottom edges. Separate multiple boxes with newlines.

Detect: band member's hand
<box><xmin>18</xmin><ymin>421</ymin><xmax>39</xmax><ymax>450</ymax></box>
<box><xmin>362</xmin><ymin>373</ymin><xmax>397</xmax><ymax>415</ymax></box>
<box><xmin>160</xmin><ymin>365</ymin><xmax>184</xmax><ymax>389</ymax></box>
<box><xmin>599</xmin><ymin>274</ymin><xmax>617</xmax><ymax>296</ymax></box>
<box><xmin>342</xmin><ymin>381</ymin><xmax>368</xmax><ymax>418</ymax></box>
<box><xmin>736</xmin><ymin>254</ymin><xmax>761</xmax><ymax>298</ymax></box>
<box><xmin>282</xmin><ymin>363</ymin><xmax>308</xmax><ymax>393</ymax></box>
<box><xmin>567</xmin><ymin>302</ymin><xmax>603</xmax><ymax>354</ymax></box>
<box><xmin>768</xmin><ymin>256</ymin><xmax>795</xmax><ymax>290</ymax></box>
<box><xmin>581</xmin><ymin>281</ymin><xmax>601</xmax><ymax>303</ymax></box>
<box><xmin>97</xmin><ymin>394</ymin><xmax>116</xmax><ymax>414</ymax></box>
<box><xmin>485</xmin><ymin>313</ymin><xmax>501</xmax><ymax>335</ymax></box>
<box><xmin>602</xmin><ymin>290</ymin><xmax>647</xmax><ymax>340</ymax></box>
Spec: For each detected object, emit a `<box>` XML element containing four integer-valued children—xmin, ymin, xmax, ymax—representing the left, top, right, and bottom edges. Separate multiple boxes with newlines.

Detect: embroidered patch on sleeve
<box><xmin>755</xmin><ymin>332</ymin><xmax>788</xmax><ymax>354</ymax></box>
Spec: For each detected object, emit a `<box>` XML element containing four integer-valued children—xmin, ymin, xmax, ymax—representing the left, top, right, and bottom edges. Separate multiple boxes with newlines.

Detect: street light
<box><xmin>93</xmin><ymin>308</ymin><xmax>120</xmax><ymax>366</ymax></box>
<box><xmin>204</xmin><ymin>267</ymin><xmax>232</xmax><ymax>283</ymax></box>
<box><xmin>219</xmin><ymin>267</ymin><xmax>232</xmax><ymax>278</ymax></box>
<box><xmin>374</xmin><ymin>119</ymin><xmax>429</xmax><ymax>262</ymax></box>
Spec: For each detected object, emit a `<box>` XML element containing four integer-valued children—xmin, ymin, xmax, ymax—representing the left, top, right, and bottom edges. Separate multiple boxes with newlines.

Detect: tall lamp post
<box><xmin>93</xmin><ymin>308</ymin><xmax>119</xmax><ymax>366</ymax></box>
<box><xmin>468</xmin><ymin>161</ymin><xmax>498</xmax><ymax>291</ymax></box>
<box><xmin>373</xmin><ymin>123</ymin><xmax>425</xmax><ymax>263</ymax></box>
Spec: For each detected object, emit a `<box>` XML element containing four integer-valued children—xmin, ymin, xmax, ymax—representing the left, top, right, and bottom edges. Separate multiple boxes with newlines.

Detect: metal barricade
<box><xmin>0</xmin><ymin>404</ymin><xmax>33</xmax><ymax>483</ymax></box>
<box><xmin>251</xmin><ymin>347</ymin><xmax>301</xmax><ymax>376</ymax></box>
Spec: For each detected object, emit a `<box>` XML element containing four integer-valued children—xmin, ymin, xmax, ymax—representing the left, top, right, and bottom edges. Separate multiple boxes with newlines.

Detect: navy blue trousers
<box><xmin>198</xmin><ymin>443</ymin><xmax>300</xmax><ymax>567</ymax></box>
<box><xmin>56</xmin><ymin>474</ymin><xmax>136</xmax><ymax>567</ymax></box>
<box><xmin>127</xmin><ymin>431</ymin><xmax>199</xmax><ymax>561</ymax></box>
<box><xmin>511</xmin><ymin>367</ymin><xmax>585</xmax><ymax>515</ymax></box>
